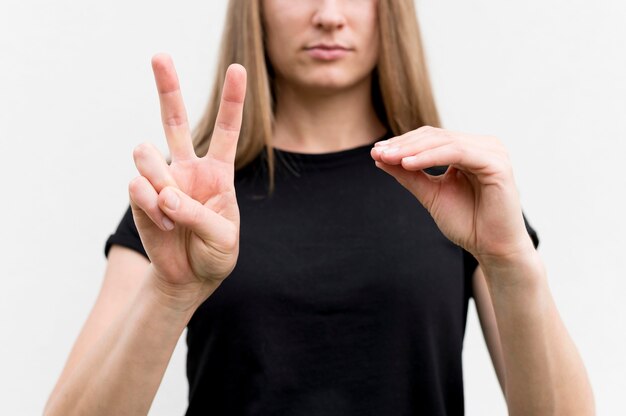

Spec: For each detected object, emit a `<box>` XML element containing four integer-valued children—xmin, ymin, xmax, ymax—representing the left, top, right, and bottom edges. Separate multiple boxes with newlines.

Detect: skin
<box><xmin>370</xmin><ymin>131</ymin><xmax>596</xmax><ymax>414</ymax></box>
<box><xmin>45</xmin><ymin>0</ymin><xmax>595</xmax><ymax>414</ymax></box>
<box><xmin>263</xmin><ymin>0</ymin><xmax>380</xmax><ymax>92</ymax></box>
<box><xmin>44</xmin><ymin>60</ymin><xmax>248</xmax><ymax>415</ymax></box>
<box><xmin>263</xmin><ymin>0</ymin><xmax>386</xmax><ymax>152</ymax></box>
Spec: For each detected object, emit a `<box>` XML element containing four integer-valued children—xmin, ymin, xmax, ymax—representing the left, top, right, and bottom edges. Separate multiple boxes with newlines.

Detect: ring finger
<box><xmin>133</xmin><ymin>142</ymin><xmax>178</xmax><ymax>192</ymax></box>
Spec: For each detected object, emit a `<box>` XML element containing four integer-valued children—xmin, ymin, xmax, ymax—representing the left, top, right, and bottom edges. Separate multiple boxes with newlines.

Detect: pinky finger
<box><xmin>129</xmin><ymin>176</ymin><xmax>175</xmax><ymax>231</ymax></box>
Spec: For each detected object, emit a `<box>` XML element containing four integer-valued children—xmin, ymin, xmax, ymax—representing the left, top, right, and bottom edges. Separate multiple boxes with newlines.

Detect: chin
<box><xmin>296</xmin><ymin>67</ymin><xmax>370</xmax><ymax>93</ymax></box>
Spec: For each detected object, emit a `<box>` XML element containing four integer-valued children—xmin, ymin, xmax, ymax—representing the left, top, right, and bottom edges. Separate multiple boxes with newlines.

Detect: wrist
<box><xmin>475</xmin><ymin>232</ymin><xmax>537</xmax><ymax>270</ymax></box>
<box><xmin>478</xmin><ymin>245</ymin><xmax>546</xmax><ymax>291</ymax></box>
<box><xmin>144</xmin><ymin>266</ymin><xmax>219</xmax><ymax>316</ymax></box>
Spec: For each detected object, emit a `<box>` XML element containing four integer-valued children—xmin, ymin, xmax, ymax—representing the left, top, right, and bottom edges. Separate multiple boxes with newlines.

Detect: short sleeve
<box><xmin>104</xmin><ymin>205</ymin><xmax>149</xmax><ymax>259</ymax></box>
<box><xmin>463</xmin><ymin>212</ymin><xmax>540</xmax><ymax>299</ymax></box>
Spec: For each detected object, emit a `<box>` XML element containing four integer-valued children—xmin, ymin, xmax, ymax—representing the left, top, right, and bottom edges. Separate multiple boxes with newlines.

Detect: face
<box><xmin>262</xmin><ymin>0</ymin><xmax>380</xmax><ymax>93</ymax></box>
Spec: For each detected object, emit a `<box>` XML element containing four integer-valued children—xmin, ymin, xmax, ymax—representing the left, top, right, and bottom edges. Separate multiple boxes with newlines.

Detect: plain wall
<box><xmin>1</xmin><ymin>0</ymin><xmax>624</xmax><ymax>414</ymax></box>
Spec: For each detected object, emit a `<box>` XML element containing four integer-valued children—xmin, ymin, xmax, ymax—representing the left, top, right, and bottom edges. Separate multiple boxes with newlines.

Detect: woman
<box><xmin>45</xmin><ymin>0</ymin><xmax>594</xmax><ymax>414</ymax></box>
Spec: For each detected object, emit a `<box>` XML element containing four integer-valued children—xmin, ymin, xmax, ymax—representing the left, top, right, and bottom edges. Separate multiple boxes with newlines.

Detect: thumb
<box><xmin>158</xmin><ymin>186</ymin><xmax>237</xmax><ymax>245</ymax></box>
<box><xmin>375</xmin><ymin>161</ymin><xmax>440</xmax><ymax>211</ymax></box>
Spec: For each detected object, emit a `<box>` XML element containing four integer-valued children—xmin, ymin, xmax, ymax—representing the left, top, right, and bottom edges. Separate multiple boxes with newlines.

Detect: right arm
<box><xmin>44</xmin><ymin>247</ymin><xmax>218</xmax><ymax>415</ymax></box>
<box><xmin>45</xmin><ymin>54</ymin><xmax>247</xmax><ymax>415</ymax></box>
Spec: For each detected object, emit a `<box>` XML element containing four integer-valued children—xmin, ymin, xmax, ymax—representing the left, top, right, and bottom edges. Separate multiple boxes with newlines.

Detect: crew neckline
<box><xmin>271</xmin><ymin>130</ymin><xmax>391</xmax><ymax>163</ymax></box>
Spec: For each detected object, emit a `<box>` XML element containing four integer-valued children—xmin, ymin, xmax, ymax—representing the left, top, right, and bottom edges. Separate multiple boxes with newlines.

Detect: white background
<box><xmin>1</xmin><ymin>0</ymin><xmax>624</xmax><ymax>414</ymax></box>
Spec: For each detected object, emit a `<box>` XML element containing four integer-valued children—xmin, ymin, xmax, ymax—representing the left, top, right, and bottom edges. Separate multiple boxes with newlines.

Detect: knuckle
<box><xmin>215</xmin><ymin>121</ymin><xmax>240</xmax><ymax>133</ymax></box>
<box><xmin>220</xmin><ymin>226</ymin><xmax>239</xmax><ymax>253</ymax></box>
<box><xmin>441</xmin><ymin>129</ymin><xmax>456</xmax><ymax>142</ymax></box>
<box><xmin>450</xmin><ymin>147</ymin><xmax>463</xmax><ymax>161</ymax></box>
<box><xmin>221</xmin><ymin>94</ymin><xmax>245</xmax><ymax>105</ymax></box>
<box><xmin>163</xmin><ymin>115</ymin><xmax>188</xmax><ymax>128</ymax></box>
<box><xmin>451</xmin><ymin>141</ymin><xmax>464</xmax><ymax>154</ymax></box>
<box><xmin>501</xmin><ymin>153</ymin><xmax>514</xmax><ymax>170</ymax></box>
<box><xmin>496</xmin><ymin>160</ymin><xmax>513</xmax><ymax>176</ymax></box>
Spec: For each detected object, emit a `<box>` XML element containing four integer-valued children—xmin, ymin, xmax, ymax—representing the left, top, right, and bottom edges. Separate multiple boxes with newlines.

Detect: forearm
<box><xmin>45</xmin><ymin>270</ymin><xmax>198</xmax><ymax>416</ymax></box>
<box><xmin>480</xmin><ymin>250</ymin><xmax>595</xmax><ymax>416</ymax></box>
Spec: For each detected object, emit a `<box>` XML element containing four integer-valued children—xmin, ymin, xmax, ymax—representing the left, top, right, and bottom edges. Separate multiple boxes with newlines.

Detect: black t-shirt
<box><xmin>106</xmin><ymin>135</ymin><xmax>538</xmax><ymax>416</ymax></box>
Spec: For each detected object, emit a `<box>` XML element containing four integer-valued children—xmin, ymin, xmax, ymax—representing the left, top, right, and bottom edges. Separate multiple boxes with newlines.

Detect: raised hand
<box><xmin>129</xmin><ymin>53</ymin><xmax>246</xmax><ymax>308</ymax></box>
<box><xmin>371</xmin><ymin>126</ymin><xmax>534</xmax><ymax>265</ymax></box>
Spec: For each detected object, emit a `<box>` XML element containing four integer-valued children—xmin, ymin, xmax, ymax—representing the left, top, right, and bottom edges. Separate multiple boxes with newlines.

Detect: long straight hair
<box><xmin>191</xmin><ymin>0</ymin><xmax>441</xmax><ymax>192</ymax></box>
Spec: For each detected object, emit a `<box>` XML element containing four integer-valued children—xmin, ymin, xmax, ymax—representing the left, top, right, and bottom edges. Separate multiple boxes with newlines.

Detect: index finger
<box><xmin>151</xmin><ymin>53</ymin><xmax>195</xmax><ymax>161</ymax></box>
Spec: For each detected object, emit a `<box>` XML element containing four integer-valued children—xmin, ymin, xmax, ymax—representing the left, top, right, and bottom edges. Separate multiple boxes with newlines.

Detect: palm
<box><xmin>423</xmin><ymin>171</ymin><xmax>477</xmax><ymax>248</ymax></box>
<box><xmin>130</xmin><ymin>55</ymin><xmax>246</xmax><ymax>288</ymax></box>
<box><xmin>421</xmin><ymin>170</ymin><xmax>520</xmax><ymax>257</ymax></box>
<box><xmin>135</xmin><ymin>158</ymin><xmax>236</xmax><ymax>283</ymax></box>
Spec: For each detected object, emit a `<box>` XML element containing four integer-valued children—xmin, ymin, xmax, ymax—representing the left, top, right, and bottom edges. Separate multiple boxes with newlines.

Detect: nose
<box><xmin>311</xmin><ymin>0</ymin><xmax>346</xmax><ymax>31</ymax></box>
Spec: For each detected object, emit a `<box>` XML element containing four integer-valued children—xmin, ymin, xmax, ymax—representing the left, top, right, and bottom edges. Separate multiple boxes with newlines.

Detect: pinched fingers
<box><xmin>371</xmin><ymin>129</ymin><xmax>451</xmax><ymax>177</ymax></box>
<box><xmin>129</xmin><ymin>176</ymin><xmax>175</xmax><ymax>231</ymax></box>
<box><xmin>205</xmin><ymin>64</ymin><xmax>247</xmax><ymax>166</ymax></box>
<box><xmin>372</xmin><ymin>127</ymin><xmax>509</xmax><ymax>177</ymax></box>
<box><xmin>133</xmin><ymin>142</ymin><xmax>178</xmax><ymax>192</ymax></box>
<box><xmin>372</xmin><ymin>129</ymin><xmax>455</xmax><ymax>165</ymax></box>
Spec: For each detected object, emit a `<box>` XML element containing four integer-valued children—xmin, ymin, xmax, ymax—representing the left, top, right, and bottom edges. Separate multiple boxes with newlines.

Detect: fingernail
<box><xmin>382</xmin><ymin>147</ymin><xmax>398</xmax><ymax>155</ymax></box>
<box><xmin>375</xmin><ymin>141</ymin><xmax>388</xmax><ymax>147</ymax></box>
<box><xmin>163</xmin><ymin>190</ymin><xmax>179</xmax><ymax>210</ymax></box>
<box><xmin>162</xmin><ymin>216</ymin><xmax>175</xmax><ymax>231</ymax></box>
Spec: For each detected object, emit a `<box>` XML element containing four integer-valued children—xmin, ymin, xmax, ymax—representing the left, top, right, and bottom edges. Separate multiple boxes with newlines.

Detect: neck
<box><xmin>272</xmin><ymin>76</ymin><xmax>387</xmax><ymax>153</ymax></box>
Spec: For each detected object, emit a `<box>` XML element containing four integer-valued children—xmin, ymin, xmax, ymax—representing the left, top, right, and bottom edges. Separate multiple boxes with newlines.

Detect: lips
<box><xmin>304</xmin><ymin>43</ymin><xmax>352</xmax><ymax>60</ymax></box>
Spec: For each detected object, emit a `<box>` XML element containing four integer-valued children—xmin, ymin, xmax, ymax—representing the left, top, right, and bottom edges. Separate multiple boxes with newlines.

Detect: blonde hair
<box><xmin>191</xmin><ymin>0</ymin><xmax>441</xmax><ymax>192</ymax></box>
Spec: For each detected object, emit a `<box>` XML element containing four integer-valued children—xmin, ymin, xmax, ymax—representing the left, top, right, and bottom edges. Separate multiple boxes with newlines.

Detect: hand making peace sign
<box><xmin>129</xmin><ymin>54</ymin><xmax>246</xmax><ymax>308</ymax></box>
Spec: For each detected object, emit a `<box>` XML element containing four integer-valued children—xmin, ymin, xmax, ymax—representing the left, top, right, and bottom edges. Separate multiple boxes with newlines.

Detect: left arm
<box><xmin>371</xmin><ymin>126</ymin><xmax>594</xmax><ymax>415</ymax></box>
<box><xmin>474</xmin><ymin>262</ymin><xmax>594</xmax><ymax>415</ymax></box>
